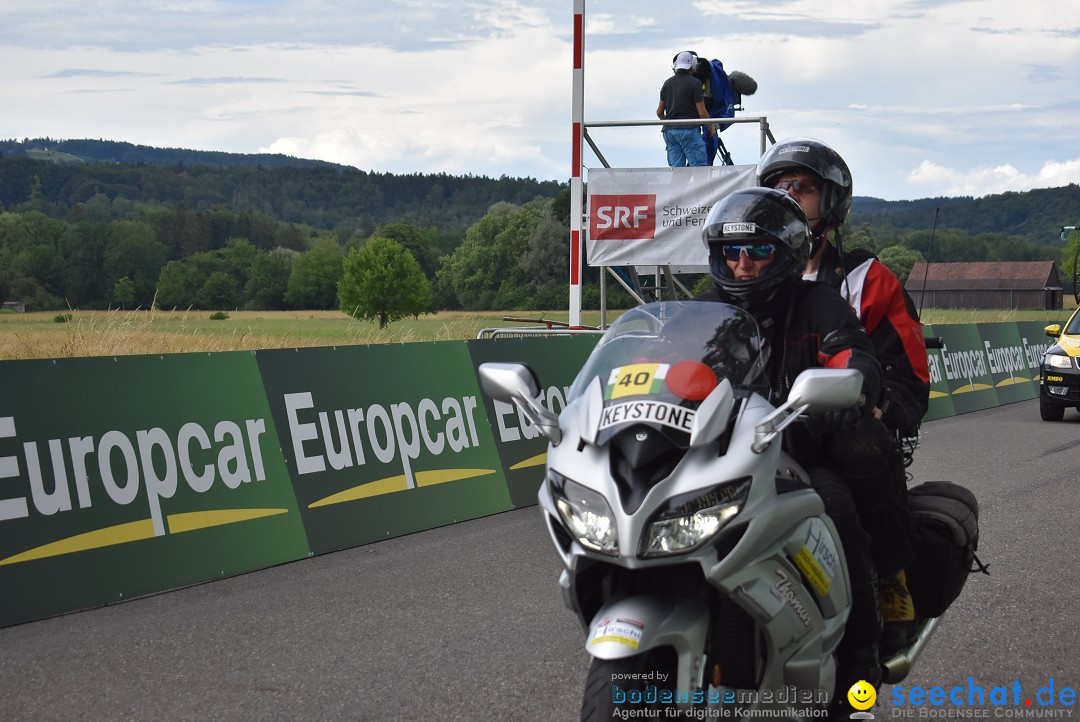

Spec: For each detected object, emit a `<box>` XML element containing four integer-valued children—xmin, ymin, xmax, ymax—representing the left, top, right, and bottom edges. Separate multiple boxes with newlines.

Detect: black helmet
<box><xmin>701</xmin><ymin>188</ymin><xmax>811</xmax><ymax>306</ymax></box>
<box><xmin>756</xmin><ymin>137</ymin><xmax>852</xmax><ymax>232</ymax></box>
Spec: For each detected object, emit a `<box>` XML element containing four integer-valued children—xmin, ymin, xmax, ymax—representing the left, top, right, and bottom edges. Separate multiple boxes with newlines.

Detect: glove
<box><xmin>804</xmin><ymin>407</ymin><xmax>861</xmax><ymax>436</ymax></box>
<box><xmin>878</xmin><ymin>383</ymin><xmax>921</xmax><ymax>434</ymax></box>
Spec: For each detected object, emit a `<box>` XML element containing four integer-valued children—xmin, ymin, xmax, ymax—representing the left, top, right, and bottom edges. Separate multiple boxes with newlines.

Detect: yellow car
<box><xmin>1040</xmin><ymin>308</ymin><xmax>1080</xmax><ymax>420</ymax></box>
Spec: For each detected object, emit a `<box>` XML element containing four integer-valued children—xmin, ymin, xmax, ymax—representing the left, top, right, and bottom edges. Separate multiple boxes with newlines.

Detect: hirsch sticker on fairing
<box><xmin>792</xmin><ymin>518</ymin><xmax>838</xmax><ymax>596</ymax></box>
<box><xmin>589</xmin><ymin>617</ymin><xmax>644</xmax><ymax>649</ymax></box>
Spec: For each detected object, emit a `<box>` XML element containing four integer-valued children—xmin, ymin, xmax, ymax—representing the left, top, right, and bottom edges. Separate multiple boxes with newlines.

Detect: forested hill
<box><xmin>0</xmin><ymin>138</ymin><xmax>565</xmax><ymax>230</ymax></box>
<box><xmin>851</xmin><ymin>184</ymin><xmax>1080</xmax><ymax>246</ymax></box>
<box><xmin>5</xmin><ymin>137</ymin><xmax>1078</xmax><ymax>246</ymax></box>
<box><xmin>0</xmin><ymin>138</ymin><xmax>344</xmax><ymax>170</ymax></box>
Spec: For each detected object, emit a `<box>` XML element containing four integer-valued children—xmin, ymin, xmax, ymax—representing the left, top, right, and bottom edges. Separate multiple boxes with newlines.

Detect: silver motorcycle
<box><xmin>479</xmin><ymin>301</ymin><xmax>937</xmax><ymax>720</ymax></box>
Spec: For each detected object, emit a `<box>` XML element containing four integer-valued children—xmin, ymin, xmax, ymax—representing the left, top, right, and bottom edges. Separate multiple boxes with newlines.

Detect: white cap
<box><xmin>673</xmin><ymin>51</ymin><xmax>696</xmax><ymax>71</ymax></box>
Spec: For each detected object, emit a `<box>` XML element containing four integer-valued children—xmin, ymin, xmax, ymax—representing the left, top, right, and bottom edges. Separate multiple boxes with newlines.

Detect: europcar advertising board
<box><xmin>929</xmin><ymin>323</ymin><xmax>1000</xmax><ymax>414</ymax></box>
<box><xmin>1017</xmin><ymin>321</ymin><xmax>1053</xmax><ymax>385</ymax></box>
<box><xmin>255</xmin><ymin>343</ymin><xmax>512</xmax><ymax>555</ymax></box>
<box><xmin>0</xmin><ymin>325</ymin><xmax>1047</xmax><ymax>628</ymax></box>
<box><xmin>977</xmin><ymin>323</ymin><xmax>1038</xmax><ymax>405</ymax></box>
<box><xmin>922</xmin><ymin>325</ymin><xmax>956</xmax><ymax>422</ymax></box>
<box><xmin>466</xmin><ymin>335</ymin><xmax>601</xmax><ymax>508</ymax></box>
<box><xmin>0</xmin><ymin>352</ymin><xmax>310</xmax><ymax>628</ymax></box>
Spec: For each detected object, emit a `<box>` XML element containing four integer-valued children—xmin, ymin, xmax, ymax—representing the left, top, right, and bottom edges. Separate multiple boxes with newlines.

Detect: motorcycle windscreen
<box><xmin>568</xmin><ymin>301</ymin><xmax>769</xmax><ymax>447</ymax></box>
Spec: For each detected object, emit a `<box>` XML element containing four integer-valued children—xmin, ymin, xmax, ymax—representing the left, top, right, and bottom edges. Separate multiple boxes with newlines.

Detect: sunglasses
<box><xmin>773</xmin><ymin>178</ymin><xmax>820</xmax><ymax>195</ymax></box>
<box><xmin>722</xmin><ymin>243</ymin><xmax>776</xmax><ymax>261</ymax></box>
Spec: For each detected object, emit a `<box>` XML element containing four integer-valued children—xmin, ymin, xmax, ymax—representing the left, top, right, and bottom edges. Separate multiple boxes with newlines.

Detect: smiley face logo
<box><xmin>847</xmin><ymin>680</ymin><xmax>877</xmax><ymax>711</ymax></box>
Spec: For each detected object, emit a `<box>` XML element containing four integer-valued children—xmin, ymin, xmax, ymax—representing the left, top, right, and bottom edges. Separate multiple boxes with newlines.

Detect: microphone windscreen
<box><xmin>729</xmin><ymin>71</ymin><xmax>758</xmax><ymax>96</ymax></box>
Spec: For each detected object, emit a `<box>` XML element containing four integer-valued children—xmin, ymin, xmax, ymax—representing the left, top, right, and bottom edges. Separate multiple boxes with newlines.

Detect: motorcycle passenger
<box><xmin>694</xmin><ymin>188</ymin><xmax>885</xmax><ymax>709</ymax></box>
<box><xmin>758</xmin><ymin>138</ymin><xmax>930</xmax><ymax>650</ymax></box>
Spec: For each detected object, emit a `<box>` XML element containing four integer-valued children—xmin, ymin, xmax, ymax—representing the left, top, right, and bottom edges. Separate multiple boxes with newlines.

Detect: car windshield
<box><xmin>568</xmin><ymin>302</ymin><xmax>768</xmax><ymax>441</ymax></box>
<box><xmin>1066</xmin><ymin>309</ymin><xmax>1080</xmax><ymax>336</ymax></box>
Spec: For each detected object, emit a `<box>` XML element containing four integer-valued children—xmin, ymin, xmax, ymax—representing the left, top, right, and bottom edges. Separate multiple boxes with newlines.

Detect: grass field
<box><xmin>0</xmin><ymin>309</ymin><xmax>611</xmax><ymax>361</ymax></box>
<box><xmin>0</xmin><ymin>304</ymin><xmax>1073</xmax><ymax>361</ymax></box>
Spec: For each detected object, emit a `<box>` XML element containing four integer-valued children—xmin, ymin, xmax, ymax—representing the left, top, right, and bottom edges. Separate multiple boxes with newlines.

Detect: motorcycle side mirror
<box><xmin>478</xmin><ymin>362</ymin><xmax>562</xmax><ymax>444</ymax></box>
<box><xmin>752</xmin><ymin>368</ymin><xmax>863</xmax><ymax>453</ymax></box>
<box><xmin>787</xmin><ymin>368</ymin><xmax>863</xmax><ymax>414</ymax></box>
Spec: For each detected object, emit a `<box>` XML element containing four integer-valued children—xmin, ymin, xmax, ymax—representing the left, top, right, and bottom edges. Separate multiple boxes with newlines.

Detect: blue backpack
<box><xmin>703</xmin><ymin>59</ymin><xmax>735</xmax><ymax>128</ymax></box>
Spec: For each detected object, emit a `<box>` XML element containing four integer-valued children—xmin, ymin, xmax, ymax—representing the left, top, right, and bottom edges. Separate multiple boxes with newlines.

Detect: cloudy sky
<box><xmin>2</xmin><ymin>0</ymin><xmax>1079</xmax><ymax>201</ymax></box>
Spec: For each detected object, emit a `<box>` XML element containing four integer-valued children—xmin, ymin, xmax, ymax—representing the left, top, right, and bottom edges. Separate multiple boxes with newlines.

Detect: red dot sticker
<box><xmin>665</xmin><ymin>361</ymin><xmax>718</xmax><ymax>401</ymax></box>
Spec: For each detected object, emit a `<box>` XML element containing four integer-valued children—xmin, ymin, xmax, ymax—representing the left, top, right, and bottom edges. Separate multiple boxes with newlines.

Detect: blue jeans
<box><xmin>663</xmin><ymin>127</ymin><xmax>708</xmax><ymax>167</ymax></box>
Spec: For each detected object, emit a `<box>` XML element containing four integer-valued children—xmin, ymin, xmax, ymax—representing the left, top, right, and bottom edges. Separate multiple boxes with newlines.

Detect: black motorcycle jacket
<box><xmin>695</xmin><ymin>280</ymin><xmax>882</xmax><ymax>414</ymax></box>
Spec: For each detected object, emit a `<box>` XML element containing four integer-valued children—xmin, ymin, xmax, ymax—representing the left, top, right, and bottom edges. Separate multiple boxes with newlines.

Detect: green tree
<box><xmin>370</xmin><ymin>221</ymin><xmax>439</xmax><ymax>279</ymax></box>
<box><xmin>197</xmin><ymin>271</ymin><xmax>240</xmax><ymax>310</ymax></box>
<box><xmin>285</xmin><ymin>239</ymin><xmax>343</xmax><ymax>309</ymax></box>
<box><xmin>436</xmin><ymin>201</ymin><xmax>542</xmax><ymax>310</ymax></box>
<box><xmin>103</xmin><ymin>220</ymin><xmax>167</xmax><ymax>307</ymax></box>
<box><xmin>520</xmin><ymin>203</ymin><xmax>567</xmax><ymax>309</ymax></box>
<box><xmin>155</xmin><ymin>260</ymin><xmax>198</xmax><ymax>309</ymax></box>
<box><xmin>112</xmin><ymin>276</ymin><xmax>136</xmax><ymax>309</ymax></box>
<box><xmin>245</xmin><ymin>248</ymin><xmax>296</xmax><ymax>310</ymax></box>
<box><xmin>877</xmin><ymin>246</ymin><xmax>925</xmax><ymax>285</ymax></box>
<box><xmin>338</xmin><ymin>237</ymin><xmax>432</xmax><ymax>328</ymax></box>
<box><xmin>219</xmin><ymin>237</ymin><xmax>259</xmax><ymax>288</ymax></box>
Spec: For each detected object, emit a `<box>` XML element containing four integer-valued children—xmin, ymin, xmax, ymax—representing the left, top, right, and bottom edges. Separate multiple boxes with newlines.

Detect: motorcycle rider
<box><xmin>694</xmin><ymin>187</ymin><xmax>885</xmax><ymax>709</ymax></box>
<box><xmin>757</xmin><ymin>138</ymin><xmax>930</xmax><ymax>650</ymax></box>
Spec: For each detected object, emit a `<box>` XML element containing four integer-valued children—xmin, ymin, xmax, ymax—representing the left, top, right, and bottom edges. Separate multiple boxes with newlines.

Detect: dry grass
<box><xmin>0</xmin><ymin>303</ymin><xmax>1072</xmax><ymax>361</ymax></box>
<box><xmin>0</xmin><ymin>308</ymin><xmax>605</xmax><ymax>361</ymax></box>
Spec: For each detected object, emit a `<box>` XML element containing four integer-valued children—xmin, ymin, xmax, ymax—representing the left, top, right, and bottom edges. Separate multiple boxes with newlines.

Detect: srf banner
<box><xmin>586</xmin><ymin>165</ymin><xmax>756</xmax><ymax>267</ymax></box>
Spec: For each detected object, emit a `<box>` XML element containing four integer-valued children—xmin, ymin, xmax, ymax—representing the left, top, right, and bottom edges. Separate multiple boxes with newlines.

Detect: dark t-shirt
<box><xmin>659</xmin><ymin>71</ymin><xmax>703</xmax><ymax>132</ymax></box>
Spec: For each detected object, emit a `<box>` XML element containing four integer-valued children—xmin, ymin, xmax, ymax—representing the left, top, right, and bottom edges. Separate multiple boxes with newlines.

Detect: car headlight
<box><xmin>549</xmin><ymin>470</ymin><xmax>618</xmax><ymax>555</ymax></box>
<box><xmin>1045</xmin><ymin>354</ymin><xmax>1074</xmax><ymax>370</ymax></box>
<box><xmin>641</xmin><ymin>479</ymin><xmax>751</xmax><ymax>558</ymax></box>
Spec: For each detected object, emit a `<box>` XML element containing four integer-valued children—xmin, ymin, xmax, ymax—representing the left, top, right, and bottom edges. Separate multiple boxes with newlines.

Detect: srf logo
<box><xmin>591</xmin><ymin>194</ymin><xmax>656</xmax><ymax>241</ymax></box>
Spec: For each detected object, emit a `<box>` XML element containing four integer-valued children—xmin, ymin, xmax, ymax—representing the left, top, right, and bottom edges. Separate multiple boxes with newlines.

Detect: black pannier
<box><xmin>905</xmin><ymin>481</ymin><xmax>986</xmax><ymax>618</ymax></box>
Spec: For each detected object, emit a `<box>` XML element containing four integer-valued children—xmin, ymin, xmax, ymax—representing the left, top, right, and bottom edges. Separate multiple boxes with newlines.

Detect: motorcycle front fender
<box><xmin>585</xmin><ymin>595</ymin><xmax>710</xmax><ymax>692</ymax></box>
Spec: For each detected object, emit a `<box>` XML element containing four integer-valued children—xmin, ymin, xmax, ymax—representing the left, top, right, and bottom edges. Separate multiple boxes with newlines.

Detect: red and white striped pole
<box><xmin>569</xmin><ymin>0</ymin><xmax>585</xmax><ymax>328</ymax></box>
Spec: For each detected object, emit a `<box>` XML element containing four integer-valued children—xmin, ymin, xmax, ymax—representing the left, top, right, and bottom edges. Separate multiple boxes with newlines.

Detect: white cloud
<box><xmin>2</xmin><ymin>0</ymin><xmax>1080</xmax><ymax>198</ymax></box>
<box><xmin>906</xmin><ymin>158</ymin><xmax>1080</xmax><ymax>198</ymax></box>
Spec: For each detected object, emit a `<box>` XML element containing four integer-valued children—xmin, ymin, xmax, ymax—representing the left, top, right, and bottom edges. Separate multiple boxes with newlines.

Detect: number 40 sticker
<box><xmin>605</xmin><ymin>363</ymin><xmax>669</xmax><ymax>400</ymax></box>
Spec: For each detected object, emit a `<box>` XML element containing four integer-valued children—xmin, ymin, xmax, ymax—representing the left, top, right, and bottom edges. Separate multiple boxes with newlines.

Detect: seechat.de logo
<box><xmin>591</xmin><ymin>194</ymin><xmax>657</xmax><ymax>241</ymax></box>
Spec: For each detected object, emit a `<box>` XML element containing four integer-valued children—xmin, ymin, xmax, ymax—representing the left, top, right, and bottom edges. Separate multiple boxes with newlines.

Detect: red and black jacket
<box><xmin>815</xmin><ymin>245</ymin><xmax>930</xmax><ymax>434</ymax></box>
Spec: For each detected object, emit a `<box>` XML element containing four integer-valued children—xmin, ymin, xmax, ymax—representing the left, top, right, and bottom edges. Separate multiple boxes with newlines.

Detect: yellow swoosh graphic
<box><xmin>0</xmin><ymin>519</ymin><xmax>156</xmax><ymax>566</ymax></box>
<box><xmin>309</xmin><ymin>468</ymin><xmax>496</xmax><ymax>508</ymax></box>
<box><xmin>0</xmin><ymin>509</ymin><xmax>290</xmax><ymax>566</ymax></box>
<box><xmin>929</xmin><ymin>390</ymin><xmax>949</xmax><ymax>399</ymax></box>
<box><xmin>167</xmin><ymin>508</ymin><xmax>288</xmax><ymax>533</ymax></box>
<box><xmin>953</xmin><ymin>383</ymin><xmax>994</xmax><ymax>394</ymax></box>
<box><xmin>995</xmin><ymin>377</ymin><xmax>1030</xmax><ymax>387</ymax></box>
<box><xmin>416</xmin><ymin>468</ymin><xmax>495</xmax><ymax>486</ymax></box>
<box><xmin>510</xmin><ymin>453</ymin><xmax>547</xmax><ymax>470</ymax></box>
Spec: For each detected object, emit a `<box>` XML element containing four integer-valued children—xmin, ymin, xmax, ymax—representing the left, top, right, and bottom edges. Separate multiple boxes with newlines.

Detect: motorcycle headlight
<box><xmin>641</xmin><ymin>478</ymin><xmax>750</xmax><ymax>558</ymax></box>
<box><xmin>1046</xmin><ymin>354</ymin><xmax>1074</xmax><ymax>370</ymax></box>
<box><xmin>549</xmin><ymin>470</ymin><xmax>618</xmax><ymax>555</ymax></box>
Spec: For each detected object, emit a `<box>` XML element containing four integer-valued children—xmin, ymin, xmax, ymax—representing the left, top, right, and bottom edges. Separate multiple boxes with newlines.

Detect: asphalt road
<box><xmin>0</xmin><ymin>399</ymin><xmax>1076</xmax><ymax>721</ymax></box>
